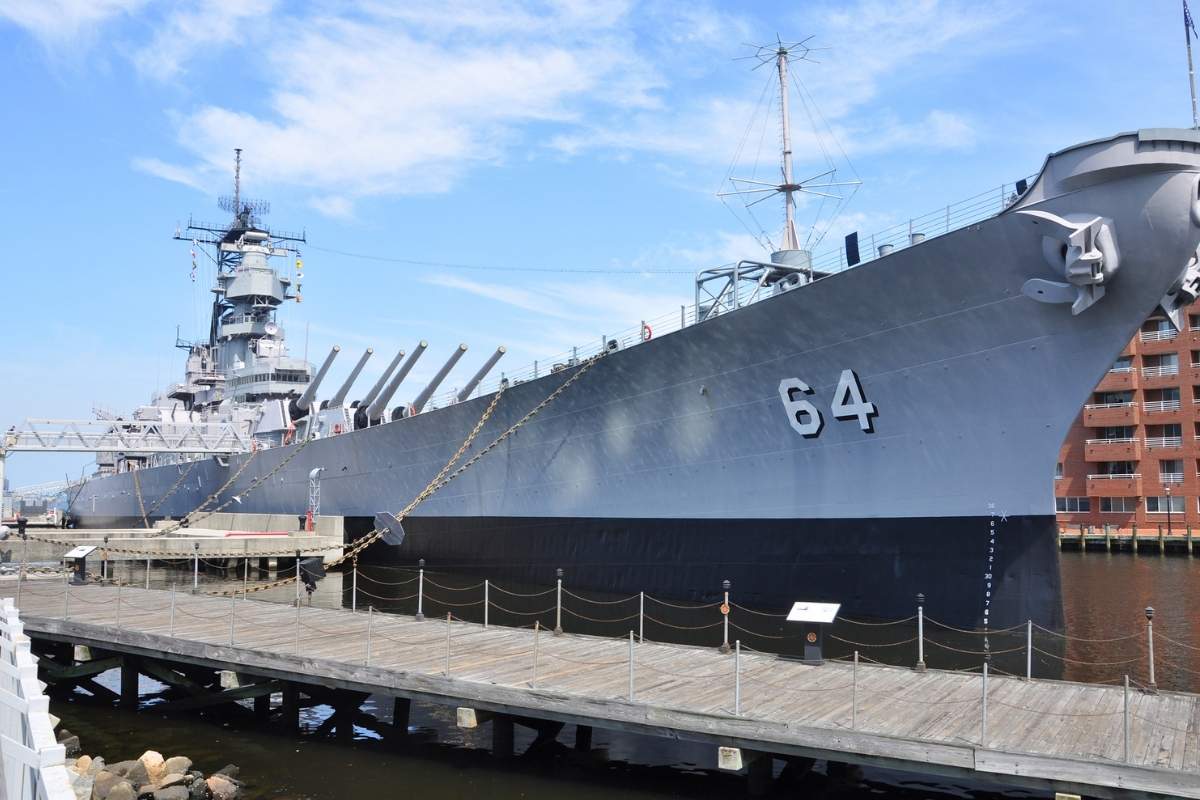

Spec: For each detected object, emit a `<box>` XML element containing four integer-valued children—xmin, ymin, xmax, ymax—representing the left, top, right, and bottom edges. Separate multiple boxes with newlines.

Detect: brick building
<box><xmin>1055</xmin><ymin>302</ymin><xmax>1200</xmax><ymax>533</ymax></box>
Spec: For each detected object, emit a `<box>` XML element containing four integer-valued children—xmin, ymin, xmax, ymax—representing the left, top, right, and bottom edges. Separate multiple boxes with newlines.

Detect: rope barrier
<box><xmin>421</xmin><ymin>594</ymin><xmax>484</xmax><ymax>609</ymax></box>
<box><xmin>925</xmin><ymin>617</ymin><xmax>1024</xmax><ymax>635</ymax></box>
<box><xmin>1157</xmin><ymin>633</ymin><xmax>1200</xmax><ymax>652</ymax></box>
<box><xmin>642</xmin><ymin>613</ymin><xmax>722</xmax><ymax>631</ymax></box>
<box><xmin>728</xmin><ymin>621</ymin><xmax>789</xmax><ymax>639</ymax></box>
<box><xmin>838</xmin><ymin>614</ymin><xmax>917</xmax><ymax>627</ymax></box>
<box><xmin>424</xmin><ymin>578</ymin><xmax>486</xmax><ymax>592</ymax></box>
<box><xmin>1031</xmin><ymin>646</ymin><xmax>1143</xmax><ymax>667</ymax></box>
<box><xmin>356</xmin><ymin>573</ymin><xmax>419</xmax><ymax>586</ymax></box>
<box><xmin>925</xmin><ymin>639</ymin><xmax>1025</xmax><ymax>656</ymax></box>
<box><xmin>1033</xmin><ymin>623</ymin><xmax>1140</xmax><ymax>643</ymax></box>
<box><xmin>644</xmin><ymin>596</ymin><xmax>720</xmax><ymax>610</ymax></box>
<box><xmin>562</xmin><ymin>606</ymin><xmax>639</xmax><ymax>624</ymax></box>
<box><xmin>486</xmin><ymin>601</ymin><xmax>557</xmax><ymax>617</ymax></box>
<box><xmin>829</xmin><ymin>634</ymin><xmax>919</xmax><ymax>648</ymax></box>
<box><xmin>489</xmin><ymin>585</ymin><xmax>556</xmax><ymax>598</ymax></box>
<box><xmin>728</xmin><ymin>602</ymin><xmax>787</xmax><ymax>618</ymax></box>
<box><xmin>563</xmin><ymin>588</ymin><xmax>639</xmax><ymax>606</ymax></box>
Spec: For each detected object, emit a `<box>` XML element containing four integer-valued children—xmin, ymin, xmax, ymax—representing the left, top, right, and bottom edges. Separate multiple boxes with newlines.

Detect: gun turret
<box><xmin>366</xmin><ymin>341</ymin><xmax>428</xmax><ymax>423</ymax></box>
<box><xmin>330</xmin><ymin>347</ymin><xmax>373</xmax><ymax>408</ymax></box>
<box><xmin>289</xmin><ymin>345</ymin><xmax>340</xmax><ymax>420</ymax></box>
<box><xmin>411</xmin><ymin>344</ymin><xmax>468</xmax><ymax>414</ymax></box>
<box><xmin>457</xmin><ymin>346</ymin><xmax>506</xmax><ymax>401</ymax></box>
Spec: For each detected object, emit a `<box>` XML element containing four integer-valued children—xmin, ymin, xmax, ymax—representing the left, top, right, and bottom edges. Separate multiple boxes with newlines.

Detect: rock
<box><xmin>124</xmin><ymin>761</ymin><xmax>150</xmax><ymax>786</ymax></box>
<box><xmin>162</xmin><ymin>757</ymin><xmax>192</xmax><ymax>777</ymax></box>
<box><xmin>139</xmin><ymin>752</ymin><xmax>166</xmax><ymax>784</ymax></box>
<box><xmin>58</xmin><ymin>729</ymin><xmax>82</xmax><ymax>758</ymax></box>
<box><xmin>86</xmin><ymin>758</ymin><xmax>107</xmax><ymax>778</ymax></box>
<box><xmin>72</xmin><ymin>774</ymin><xmax>94</xmax><ymax>800</ymax></box>
<box><xmin>205</xmin><ymin>775</ymin><xmax>238</xmax><ymax>800</ymax></box>
<box><xmin>157</xmin><ymin>774</ymin><xmax>189</xmax><ymax>789</ymax></box>
<box><xmin>213</xmin><ymin>765</ymin><xmax>238</xmax><ymax>781</ymax></box>
<box><xmin>106</xmin><ymin>783</ymin><xmax>136</xmax><ymax>800</ymax></box>
<box><xmin>187</xmin><ymin>781</ymin><xmax>211</xmax><ymax>800</ymax></box>
<box><xmin>153</xmin><ymin>788</ymin><xmax>190</xmax><ymax>800</ymax></box>
<box><xmin>108</xmin><ymin>761</ymin><xmax>139</xmax><ymax>779</ymax></box>
<box><xmin>74</xmin><ymin>756</ymin><xmax>92</xmax><ymax>775</ymax></box>
<box><xmin>91</xmin><ymin>770</ymin><xmax>120</xmax><ymax>799</ymax></box>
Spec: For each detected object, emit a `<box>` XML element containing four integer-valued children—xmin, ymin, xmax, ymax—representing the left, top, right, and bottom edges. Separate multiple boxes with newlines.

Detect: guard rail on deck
<box><xmin>0</xmin><ymin>599</ymin><xmax>72</xmax><ymax>800</ymax></box>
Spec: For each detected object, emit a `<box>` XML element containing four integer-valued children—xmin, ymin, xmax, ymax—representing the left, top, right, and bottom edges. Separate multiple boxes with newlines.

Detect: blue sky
<box><xmin>0</xmin><ymin>0</ymin><xmax>1191</xmax><ymax>487</ymax></box>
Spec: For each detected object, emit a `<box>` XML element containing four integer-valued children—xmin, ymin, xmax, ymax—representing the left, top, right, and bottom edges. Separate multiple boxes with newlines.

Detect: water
<box><xmin>48</xmin><ymin>551</ymin><xmax>1200</xmax><ymax>799</ymax></box>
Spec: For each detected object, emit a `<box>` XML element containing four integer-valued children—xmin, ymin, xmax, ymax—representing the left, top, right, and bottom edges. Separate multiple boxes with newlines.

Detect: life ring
<box><xmin>333</xmin><ymin>423</ymin><xmax>344</xmax><ymax>435</ymax></box>
<box><xmin>719</xmin><ymin>602</ymin><xmax>730</xmax><ymax>616</ymax></box>
<box><xmin>641</xmin><ymin>322</ymin><xmax>653</xmax><ymax>341</ymax></box>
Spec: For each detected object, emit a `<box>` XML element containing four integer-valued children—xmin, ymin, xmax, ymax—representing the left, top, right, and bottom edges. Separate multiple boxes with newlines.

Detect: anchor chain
<box><xmin>205</xmin><ymin>351</ymin><xmax>605</xmax><ymax>597</ymax></box>
<box><xmin>131</xmin><ymin>468</ymin><xmax>149</xmax><ymax>530</ymax></box>
<box><xmin>143</xmin><ymin>460</ymin><xmax>200</xmax><ymax>528</ymax></box>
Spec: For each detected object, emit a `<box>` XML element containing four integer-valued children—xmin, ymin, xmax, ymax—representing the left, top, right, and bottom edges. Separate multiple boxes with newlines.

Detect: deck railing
<box><xmin>1145</xmin><ymin>436</ymin><xmax>1184</xmax><ymax>448</ymax></box>
<box><xmin>1143</xmin><ymin>400</ymin><xmax>1182</xmax><ymax>413</ymax></box>
<box><xmin>1141</xmin><ymin>365</ymin><xmax>1180</xmax><ymax>378</ymax></box>
<box><xmin>1140</xmin><ymin>329</ymin><xmax>1178</xmax><ymax>342</ymax></box>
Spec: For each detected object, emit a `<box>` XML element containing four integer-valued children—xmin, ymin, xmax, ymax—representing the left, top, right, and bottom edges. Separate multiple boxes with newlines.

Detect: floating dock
<box><xmin>9</xmin><ymin>583</ymin><xmax>1200</xmax><ymax>799</ymax></box>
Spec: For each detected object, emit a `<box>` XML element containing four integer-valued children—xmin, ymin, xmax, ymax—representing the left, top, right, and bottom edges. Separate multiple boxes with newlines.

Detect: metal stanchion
<box><xmin>483</xmin><ymin>580</ymin><xmax>489</xmax><ymax>628</ymax></box>
<box><xmin>146</xmin><ymin>557</ymin><xmax>151</xmax><ymax>590</ymax></box>
<box><xmin>531</xmin><ymin>620</ymin><xmax>540</xmax><ymax>687</ymax></box>
<box><xmin>981</xmin><ymin>661</ymin><xmax>989</xmax><ymax>747</ymax></box>
<box><xmin>852</xmin><ymin>651</ymin><xmax>859</xmax><ymax>730</ymax></box>
<box><xmin>1123</xmin><ymin>674</ymin><xmax>1130</xmax><ymax>763</ymax></box>
<box><xmin>243</xmin><ymin>559</ymin><xmax>249</xmax><ymax>596</ymax></box>
<box><xmin>416</xmin><ymin>559</ymin><xmax>425</xmax><ymax>621</ymax></box>
<box><xmin>1146</xmin><ymin>606</ymin><xmax>1157</xmax><ymax>692</ymax></box>
<box><xmin>554</xmin><ymin>568</ymin><xmax>564</xmax><ymax>635</ymax></box>
<box><xmin>351</xmin><ymin>558</ymin><xmax>358</xmax><ymax>613</ymax></box>
<box><xmin>102</xmin><ymin>536</ymin><xmax>109</xmax><ymax>582</ymax></box>
<box><xmin>116</xmin><ymin>583</ymin><xmax>122</xmax><ymax>629</ymax></box>
<box><xmin>719</xmin><ymin>579</ymin><xmax>731</xmax><ymax>654</ymax></box>
<box><xmin>1025</xmin><ymin>620</ymin><xmax>1032</xmax><ymax>680</ymax></box>
<box><xmin>192</xmin><ymin>542</ymin><xmax>199</xmax><ymax>591</ymax></box>
<box><xmin>365</xmin><ymin>606</ymin><xmax>373</xmax><ymax>666</ymax></box>
<box><xmin>294</xmin><ymin>604</ymin><xmax>301</xmax><ymax>655</ymax></box>
<box><xmin>229</xmin><ymin>593</ymin><xmax>236</xmax><ymax>646</ymax></box>
<box><xmin>169</xmin><ymin>584</ymin><xmax>176</xmax><ymax>637</ymax></box>
<box><xmin>734</xmin><ymin>639</ymin><xmax>741</xmax><ymax>716</ymax></box>
<box><xmin>294</xmin><ymin>550</ymin><xmax>301</xmax><ymax>607</ymax></box>
<box><xmin>639</xmin><ymin>591</ymin><xmax>644</xmax><ymax>643</ymax></box>
<box><xmin>63</xmin><ymin>571</ymin><xmax>69</xmax><ymax>620</ymax></box>
<box><xmin>628</xmin><ymin>630</ymin><xmax>636</xmax><ymax>701</ymax></box>
<box><xmin>444</xmin><ymin>612</ymin><xmax>452</xmax><ymax>675</ymax></box>
<box><xmin>915</xmin><ymin>593</ymin><xmax>926</xmax><ymax>672</ymax></box>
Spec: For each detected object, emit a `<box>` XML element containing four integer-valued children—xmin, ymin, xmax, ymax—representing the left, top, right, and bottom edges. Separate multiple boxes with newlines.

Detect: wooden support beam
<box><xmin>40</xmin><ymin>656</ymin><xmax>122</xmax><ymax>682</ymax></box>
<box><xmin>78</xmin><ymin>678</ymin><xmax>120</xmax><ymax>702</ymax></box>
<box><xmin>747</xmin><ymin>753</ymin><xmax>774</xmax><ymax>797</ymax></box>
<box><xmin>155</xmin><ymin>680</ymin><xmax>281</xmax><ymax>713</ymax></box>
<box><xmin>282</xmin><ymin>683</ymin><xmax>300</xmax><ymax>732</ymax></box>
<box><xmin>120</xmin><ymin>655</ymin><xmax>140</xmax><ymax>710</ymax></box>
<box><xmin>139</xmin><ymin>659</ymin><xmax>206</xmax><ymax>693</ymax></box>
<box><xmin>254</xmin><ymin>692</ymin><xmax>271</xmax><ymax>720</ymax></box>
<box><xmin>574</xmin><ymin>724</ymin><xmax>592</xmax><ymax>752</ymax></box>
<box><xmin>492</xmin><ymin>715</ymin><xmax>514</xmax><ymax>760</ymax></box>
<box><xmin>393</xmin><ymin>697</ymin><xmax>411</xmax><ymax>734</ymax></box>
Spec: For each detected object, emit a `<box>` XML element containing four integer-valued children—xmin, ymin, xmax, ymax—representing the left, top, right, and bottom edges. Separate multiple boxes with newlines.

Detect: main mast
<box><xmin>776</xmin><ymin>44</ymin><xmax>800</xmax><ymax>252</ymax></box>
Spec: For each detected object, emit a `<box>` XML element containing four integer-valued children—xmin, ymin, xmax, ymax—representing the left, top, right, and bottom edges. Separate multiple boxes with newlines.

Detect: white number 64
<box><xmin>779</xmin><ymin>369</ymin><xmax>877</xmax><ymax>438</ymax></box>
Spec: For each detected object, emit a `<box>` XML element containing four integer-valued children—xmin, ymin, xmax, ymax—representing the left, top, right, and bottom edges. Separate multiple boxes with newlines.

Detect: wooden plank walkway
<box><xmin>11</xmin><ymin>582</ymin><xmax>1200</xmax><ymax>799</ymax></box>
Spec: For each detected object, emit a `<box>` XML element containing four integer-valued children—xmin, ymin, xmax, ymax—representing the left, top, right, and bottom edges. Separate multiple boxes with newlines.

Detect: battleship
<box><xmin>19</xmin><ymin>44</ymin><xmax>1200</xmax><ymax>629</ymax></box>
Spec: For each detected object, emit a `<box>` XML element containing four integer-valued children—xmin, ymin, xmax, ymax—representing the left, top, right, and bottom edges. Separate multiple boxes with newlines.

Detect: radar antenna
<box><xmin>719</xmin><ymin>36</ymin><xmax>861</xmax><ymax>255</ymax></box>
<box><xmin>218</xmin><ymin>148</ymin><xmax>271</xmax><ymax>225</ymax></box>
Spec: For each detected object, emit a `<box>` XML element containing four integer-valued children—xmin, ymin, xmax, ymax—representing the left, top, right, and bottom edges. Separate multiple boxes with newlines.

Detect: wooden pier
<box><xmin>1059</xmin><ymin>525</ymin><xmax>1198</xmax><ymax>554</ymax></box>
<box><xmin>10</xmin><ymin>583</ymin><xmax>1200</xmax><ymax>799</ymax></box>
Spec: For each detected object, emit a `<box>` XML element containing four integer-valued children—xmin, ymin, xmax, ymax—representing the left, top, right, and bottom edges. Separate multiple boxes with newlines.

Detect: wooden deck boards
<box><xmin>11</xmin><ymin>582</ymin><xmax>1200</xmax><ymax>799</ymax></box>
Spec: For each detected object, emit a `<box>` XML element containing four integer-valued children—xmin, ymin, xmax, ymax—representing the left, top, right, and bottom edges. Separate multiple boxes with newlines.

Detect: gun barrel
<box><xmin>358</xmin><ymin>347</ymin><xmax>406</xmax><ymax>409</ymax></box>
<box><xmin>330</xmin><ymin>347</ymin><xmax>373</xmax><ymax>407</ymax></box>
<box><xmin>412</xmin><ymin>344</ymin><xmax>468</xmax><ymax>414</ymax></box>
<box><xmin>292</xmin><ymin>346</ymin><xmax>341</xmax><ymax>417</ymax></box>
<box><xmin>457</xmin><ymin>346</ymin><xmax>506</xmax><ymax>401</ymax></box>
<box><xmin>366</xmin><ymin>340</ymin><xmax>428</xmax><ymax>421</ymax></box>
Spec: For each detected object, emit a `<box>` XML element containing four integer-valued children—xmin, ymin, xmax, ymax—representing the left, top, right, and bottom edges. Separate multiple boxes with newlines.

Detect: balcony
<box><xmin>1083</xmin><ymin>402</ymin><xmax>1139</xmax><ymax>427</ymax></box>
<box><xmin>1096</xmin><ymin>369</ymin><xmax>1136</xmax><ymax>392</ymax></box>
<box><xmin>1086</xmin><ymin>473</ymin><xmax>1142</xmax><ymax>496</ymax></box>
<box><xmin>1141</xmin><ymin>329</ymin><xmax>1179</xmax><ymax>343</ymax></box>
<box><xmin>1143</xmin><ymin>399</ymin><xmax>1182</xmax><ymax>414</ymax></box>
<box><xmin>1144</xmin><ymin>436</ymin><xmax>1184</xmax><ymax>449</ymax></box>
<box><xmin>1160</xmin><ymin>473</ymin><xmax>1185</xmax><ymax>484</ymax></box>
<box><xmin>1084</xmin><ymin>437</ymin><xmax>1141</xmax><ymax>461</ymax></box>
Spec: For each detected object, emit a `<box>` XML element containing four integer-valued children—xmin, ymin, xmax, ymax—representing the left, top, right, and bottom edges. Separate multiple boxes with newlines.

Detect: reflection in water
<box><xmin>46</xmin><ymin>551</ymin><xmax>1200</xmax><ymax>798</ymax></box>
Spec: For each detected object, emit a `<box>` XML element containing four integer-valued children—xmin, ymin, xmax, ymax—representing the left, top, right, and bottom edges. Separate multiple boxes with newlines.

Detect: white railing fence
<box><xmin>0</xmin><ymin>599</ymin><xmax>72</xmax><ymax>800</ymax></box>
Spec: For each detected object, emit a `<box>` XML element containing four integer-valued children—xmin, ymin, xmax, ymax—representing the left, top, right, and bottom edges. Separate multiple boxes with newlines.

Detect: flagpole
<box><xmin>1186</xmin><ymin>0</ymin><xmax>1199</xmax><ymax>128</ymax></box>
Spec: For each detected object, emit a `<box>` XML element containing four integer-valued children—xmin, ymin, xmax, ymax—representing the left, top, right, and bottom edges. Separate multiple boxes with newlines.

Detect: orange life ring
<box><xmin>641</xmin><ymin>322</ymin><xmax>653</xmax><ymax>341</ymax></box>
<box><xmin>333</xmin><ymin>423</ymin><xmax>344</xmax><ymax>435</ymax></box>
<box><xmin>719</xmin><ymin>602</ymin><xmax>730</xmax><ymax>616</ymax></box>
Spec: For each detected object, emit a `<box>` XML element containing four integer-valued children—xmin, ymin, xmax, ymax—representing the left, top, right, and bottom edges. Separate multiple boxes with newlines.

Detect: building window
<box><xmin>1056</xmin><ymin>496</ymin><xmax>1091</xmax><ymax>513</ymax></box>
<box><xmin>1146</xmin><ymin>496</ymin><xmax>1185</xmax><ymax>513</ymax></box>
<box><xmin>1100</xmin><ymin>426</ymin><xmax>1135</xmax><ymax>440</ymax></box>
<box><xmin>1111</xmin><ymin>355</ymin><xmax>1133</xmax><ymax>372</ymax></box>
<box><xmin>1100</xmin><ymin>497</ymin><xmax>1138</xmax><ymax>513</ymax></box>
<box><xmin>1160</xmin><ymin>459</ymin><xmax>1184</xmax><ymax>483</ymax></box>
<box><xmin>1098</xmin><ymin>461</ymin><xmax>1136</xmax><ymax>475</ymax></box>
<box><xmin>1095</xmin><ymin>390</ymin><xmax>1133</xmax><ymax>405</ymax></box>
<box><xmin>1055</xmin><ymin>462</ymin><xmax>1063</xmax><ymax>479</ymax></box>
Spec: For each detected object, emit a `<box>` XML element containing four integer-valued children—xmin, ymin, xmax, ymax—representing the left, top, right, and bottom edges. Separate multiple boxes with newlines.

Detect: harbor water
<box><xmin>47</xmin><ymin>550</ymin><xmax>1200</xmax><ymax>799</ymax></box>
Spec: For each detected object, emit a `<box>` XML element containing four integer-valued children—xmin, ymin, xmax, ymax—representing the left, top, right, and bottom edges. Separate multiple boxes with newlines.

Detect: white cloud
<box><xmin>0</xmin><ymin>0</ymin><xmax>148</xmax><ymax>45</ymax></box>
<box><xmin>131</xmin><ymin>0</ymin><xmax>274</xmax><ymax>80</ymax></box>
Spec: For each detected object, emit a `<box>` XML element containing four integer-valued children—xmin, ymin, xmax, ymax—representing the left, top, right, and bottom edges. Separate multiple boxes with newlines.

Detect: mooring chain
<box><xmin>143</xmin><ymin>461</ymin><xmax>200</xmax><ymax>527</ymax></box>
<box><xmin>151</xmin><ymin>448</ymin><xmax>263</xmax><ymax>537</ymax></box>
<box><xmin>131</xmin><ymin>468</ymin><xmax>149</xmax><ymax>530</ymax></box>
<box><xmin>204</xmin><ymin>352</ymin><xmax>606</xmax><ymax>597</ymax></box>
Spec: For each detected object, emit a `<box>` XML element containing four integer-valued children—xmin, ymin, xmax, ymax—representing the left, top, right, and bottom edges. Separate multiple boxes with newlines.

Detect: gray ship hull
<box><xmin>72</xmin><ymin>130</ymin><xmax>1200</xmax><ymax>628</ymax></box>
